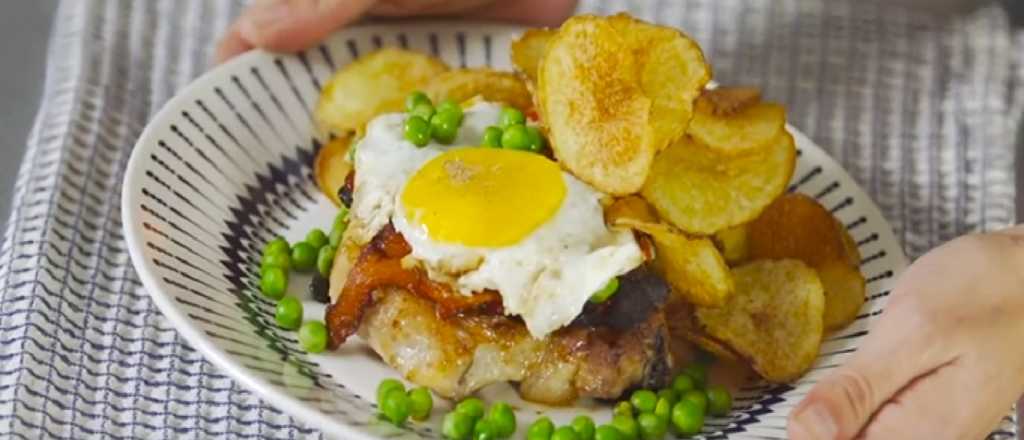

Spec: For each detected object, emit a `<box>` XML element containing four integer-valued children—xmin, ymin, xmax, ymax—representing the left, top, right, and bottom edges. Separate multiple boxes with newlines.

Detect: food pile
<box><xmin>256</xmin><ymin>12</ymin><xmax>870</xmax><ymax>439</ymax></box>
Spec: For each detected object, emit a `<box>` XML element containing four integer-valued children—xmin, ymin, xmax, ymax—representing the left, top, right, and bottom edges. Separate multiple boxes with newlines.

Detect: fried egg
<box><xmin>349</xmin><ymin>102</ymin><xmax>644</xmax><ymax>338</ymax></box>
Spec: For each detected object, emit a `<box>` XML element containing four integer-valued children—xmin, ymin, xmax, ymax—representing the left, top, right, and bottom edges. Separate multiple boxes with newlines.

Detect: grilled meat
<box><xmin>359</xmin><ymin>287</ymin><xmax>672</xmax><ymax>404</ymax></box>
<box><xmin>327</xmin><ymin>226</ymin><xmax>674</xmax><ymax>403</ymax></box>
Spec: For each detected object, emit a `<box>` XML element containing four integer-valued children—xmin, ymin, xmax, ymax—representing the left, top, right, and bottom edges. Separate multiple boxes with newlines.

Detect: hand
<box><xmin>789</xmin><ymin>226</ymin><xmax>1024</xmax><ymax>439</ymax></box>
<box><xmin>216</xmin><ymin>0</ymin><xmax>578</xmax><ymax>63</ymax></box>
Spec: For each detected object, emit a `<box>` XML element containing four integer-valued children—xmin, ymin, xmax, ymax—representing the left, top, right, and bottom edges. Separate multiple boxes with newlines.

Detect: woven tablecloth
<box><xmin>0</xmin><ymin>0</ymin><xmax>1020</xmax><ymax>438</ymax></box>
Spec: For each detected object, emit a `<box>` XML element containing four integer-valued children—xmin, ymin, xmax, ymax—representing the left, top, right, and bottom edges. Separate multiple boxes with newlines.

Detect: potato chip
<box><xmin>315</xmin><ymin>48</ymin><xmax>448</xmax><ymax>136</ymax></box>
<box><xmin>684</xmin><ymin>331</ymin><xmax>742</xmax><ymax>363</ymax></box>
<box><xmin>713</xmin><ymin>224</ymin><xmax>750</xmax><ymax>265</ymax></box>
<box><xmin>510</xmin><ymin>28</ymin><xmax>555</xmax><ymax>83</ymax></box>
<box><xmin>817</xmin><ymin>260</ymin><xmax>866</xmax><ymax>330</ymax></box>
<box><xmin>604</xmin><ymin>195</ymin><xmax>659</xmax><ymax>226</ymax></box>
<box><xmin>696</xmin><ymin>86</ymin><xmax>762</xmax><ymax>116</ymax></box>
<box><xmin>607</xmin><ymin>13</ymin><xmax>711</xmax><ymax>152</ymax></box>
<box><xmin>696</xmin><ymin>259</ymin><xmax>825</xmax><ymax>382</ymax></box>
<box><xmin>423</xmin><ymin>68</ymin><xmax>533</xmax><ymax>112</ymax></box>
<box><xmin>612</xmin><ymin>217</ymin><xmax>733</xmax><ymax>307</ymax></box>
<box><xmin>748</xmin><ymin>194</ymin><xmax>847</xmax><ymax>263</ymax></box>
<box><xmin>642</xmin><ymin>132</ymin><xmax>797</xmax><ymax>235</ymax></box>
<box><xmin>748</xmin><ymin>194</ymin><xmax>867</xmax><ymax>330</ymax></box>
<box><xmin>538</xmin><ymin>16</ymin><xmax>653</xmax><ymax>195</ymax></box>
<box><xmin>314</xmin><ymin>136</ymin><xmax>353</xmax><ymax>207</ymax></box>
<box><xmin>688</xmin><ymin>93</ymin><xmax>786</xmax><ymax>156</ymax></box>
<box><xmin>840</xmin><ymin>223</ymin><xmax>863</xmax><ymax>267</ymax></box>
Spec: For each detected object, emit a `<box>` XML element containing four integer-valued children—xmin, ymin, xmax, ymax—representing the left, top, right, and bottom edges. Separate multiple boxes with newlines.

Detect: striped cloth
<box><xmin>0</xmin><ymin>0</ymin><xmax>1018</xmax><ymax>438</ymax></box>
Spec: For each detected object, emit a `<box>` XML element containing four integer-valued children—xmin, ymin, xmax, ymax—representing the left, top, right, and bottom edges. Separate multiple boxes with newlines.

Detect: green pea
<box><xmin>262</xmin><ymin>250</ymin><xmax>291</xmax><ymax>272</ymax></box>
<box><xmin>637</xmin><ymin>413</ymin><xmax>667</xmax><ymax>440</ymax></box>
<box><xmin>656</xmin><ymin>389</ymin><xmax>678</xmax><ymax>407</ymax></box>
<box><xmin>431</xmin><ymin>111</ymin><xmax>461</xmax><ymax>144</ymax></box>
<box><xmin>706</xmin><ymin>386</ymin><xmax>732</xmax><ymax>417</ymax></box>
<box><xmin>613</xmin><ymin>401</ymin><xmax>634</xmax><ymax>418</ymax></box>
<box><xmin>680</xmin><ymin>389</ymin><xmax>708</xmax><ymax>414</ymax></box>
<box><xmin>290</xmin><ymin>242</ymin><xmax>318</xmax><ymax>271</ymax></box>
<box><xmin>298</xmin><ymin>321</ymin><xmax>328</xmax><ymax>353</ymax></box>
<box><xmin>653</xmin><ymin>397</ymin><xmax>672</xmax><ymax>421</ymax></box>
<box><xmin>405</xmin><ymin>115</ymin><xmax>431</xmax><ymax>147</ymax></box>
<box><xmin>260</xmin><ymin>266</ymin><xmax>287</xmax><ymax>300</ymax></box>
<box><xmin>670</xmin><ymin>400</ymin><xmax>705</xmax><ymax>436</ymax></box>
<box><xmin>317</xmin><ymin>245</ymin><xmax>335</xmax><ymax>277</ymax></box>
<box><xmin>630</xmin><ymin>389</ymin><xmax>657</xmax><ymax>414</ymax></box>
<box><xmin>436</xmin><ymin>99</ymin><xmax>464</xmax><ymax>123</ymax></box>
<box><xmin>409</xmin><ymin>387</ymin><xmax>433</xmax><ymax>420</ymax></box>
<box><xmin>525</xmin><ymin>126</ymin><xmax>546</xmax><ymax>153</ymax></box>
<box><xmin>610</xmin><ymin>415</ymin><xmax>639</xmax><ymax>440</ymax></box>
<box><xmin>482</xmin><ymin>126</ymin><xmax>504</xmax><ymax>148</ymax></box>
<box><xmin>380</xmin><ymin>387</ymin><xmax>411</xmax><ymax>426</ymax></box>
<box><xmin>443</xmin><ymin>411</ymin><xmax>476</xmax><ymax>440</ymax></box>
<box><xmin>680</xmin><ymin>364</ymin><xmax>707</xmax><ymax>389</ymax></box>
<box><xmin>589</xmin><ymin>277</ymin><xmax>620</xmax><ymax>304</ymax></box>
<box><xmin>571</xmin><ymin>415</ymin><xmax>596</xmax><ymax>440</ymax></box>
<box><xmin>274</xmin><ymin>296</ymin><xmax>303</xmax><ymax>330</ymax></box>
<box><xmin>410</xmin><ymin>102</ymin><xmax>436</xmax><ymax>121</ymax></box>
<box><xmin>500</xmin><ymin>124</ymin><xmax>531</xmax><ymax>150</ymax></box>
<box><xmin>455</xmin><ymin>397</ymin><xmax>485</xmax><ymax>420</ymax></box>
<box><xmin>671</xmin><ymin>373</ymin><xmax>696</xmax><ymax>395</ymax></box>
<box><xmin>486</xmin><ymin>402</ymin><xmax>516</xmax><ymax>437</ymax></box>
<box><xmin>499</xmin><ymin>106</ymin><xmax>525</xmax><ymax>128</ymax></box>
<box><xmin>406</xmin><ymin>91</ymin><xmax>432</xmax><ymax>112</ymax></box>
<box><xmin>527</xmin><ymin>416</ymin><xmax>554</xmax><ymax>440</ymax></box>
<box><xmin>473</xmin><ymin>418</ymin><xmax>499</xmax><ymax>440</ymax></box>
<box><xmin>263</xmin><ymin>236</ymin><xmax>289</xmax><ymax>257</ymax></box>
<box><xmin>305</xmin><ymin>228</ymin><xmax>327</xmax><ymax>250</ymax></box>
<box><xmin>377</xmin><ymin>379</ymin><xmax>405</xmax><ymax>406</ymax></box>
<box><xmin>551</xmin><ymin>426</ymin><xmax>580</xmax><ymax>440</ymax></box>
<box><xmin>595</xmin><ymin>425</ymin><xmax>623</xmax><ymax>440</ymax></box>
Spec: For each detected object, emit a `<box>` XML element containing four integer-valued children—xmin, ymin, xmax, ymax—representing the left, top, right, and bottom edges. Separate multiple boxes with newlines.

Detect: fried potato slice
<box><xmin>511</xmin><ymin>28</ymin><xmax>555</xmax><ymax>83</ymax></box>
<box><xmin>538</xmin><ymin>16</ymin><xmax>653</xmax><ymax>195</ymax></box>
<box><xmin>713</xmin><ymin>224</ymin><xmax>750</xmax><ymax>265</ymax></box>
<box><xmin>610</xmin><ymin>212</ymin><xmax>733</xmax><ymax>307</ymax></box>
<box><xmin>642</xmin><ymin>133</ymin><xmax>797</xmax><ymax>235</ymax></box>
<box><xmin>605</xmin><ymin>195</ymin><xmax>660</xmax><ymax>225</ymax></box>
<box><xmin>314</xmin><ymin>136</ymin><xmax>353</xmax><ymax>207</ymax></box>
<box><xmin>423</xmin><ymin>68</ymin><xmax>534</xmax><ymax>111</ymax></box>
<box><xmin>748</xmin><ymin>194</ymin><xmax>867</xmax><ymax>330</ymax></box>
<box><xmin>315</xmin><ymin>48</ymin><xmax>448</xmax><ymax>136</ymax></box>
<box><xmin>816</xmin><ymin>260</ymin><xmax>867</xmax><ymax>329</ymax></box>
<box><xmin>684</xmin><ymin>330</ymin><xmax>742</xmax><ymax>362</ymax></box>
<box><xmin>696</xmin><ymin>86</ymin><xmax>762</xmax><ymax>116</ymax></box>
<box><xmin>608</xmin><ymin>13</ymin><xmax>711</xmax><ymax>153</ymax></box>
<box><xmin>696</xmin><ymin>259</ymin><xmax>825</xmax><ymax>382</ymax></box>
<box><xmin>688</xmin><ymin>91</ymin><xmax>786</xmax><ymax>156</ymax></box>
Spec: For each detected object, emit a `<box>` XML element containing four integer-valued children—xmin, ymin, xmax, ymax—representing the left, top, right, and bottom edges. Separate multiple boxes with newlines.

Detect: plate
<box><xmin>122</xmin><ymin>22</ymin><xmax>908</xmax><ymax>439</ymax></box>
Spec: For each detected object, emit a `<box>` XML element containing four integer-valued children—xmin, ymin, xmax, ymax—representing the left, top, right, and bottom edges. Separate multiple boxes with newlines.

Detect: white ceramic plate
<box><xmin>122</xmin><ymin>22</ymin><xmax>908</xmax><ymax>439</ymax></box>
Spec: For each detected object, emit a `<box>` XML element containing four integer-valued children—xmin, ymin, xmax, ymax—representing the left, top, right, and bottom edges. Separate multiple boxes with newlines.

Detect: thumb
<box><xmin>788</xmin><ymin>310</ymin><xmax>947</xmax><ymax>439</ymax></box>
<box><xmin>237</xmin><ymin>0</ymin><xmax>377</xmax><ymax>52</ymax></box>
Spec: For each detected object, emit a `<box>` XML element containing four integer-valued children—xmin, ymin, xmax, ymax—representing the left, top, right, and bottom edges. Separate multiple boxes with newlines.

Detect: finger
<box><xmin>467</xmin><ymin>0</ymin><xmax>579</xmax><ymax>27</ymax></box>
<box><xmin>788</xmin><ymin>305</ymin><xmax>951</xmax><ymax>440</ymax></box>
<box><xmin>215</xmin><ymin>23</ymin><xmax>255</xmax><ymax>64</ymax></box>
<box><xmin>859</xmin><ymin>360</ymin><xmax>998</xmax><ymax>440</ymax></box>
<box><xmin>370</xmin><ymin>0</ymin><xmax>578</xmax><ymax>27</ymax></box>
<box><xmin>237</xmin><ymin>0</ymin><xmax>378</xmax><ymax>53</ymax></box>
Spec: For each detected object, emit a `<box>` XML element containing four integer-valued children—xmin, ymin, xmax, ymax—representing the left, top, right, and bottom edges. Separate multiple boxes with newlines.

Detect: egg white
<box><xmin>349</xmin><ymin>102</ymin><xmax>645</xmax><ymax>338</ymax></box>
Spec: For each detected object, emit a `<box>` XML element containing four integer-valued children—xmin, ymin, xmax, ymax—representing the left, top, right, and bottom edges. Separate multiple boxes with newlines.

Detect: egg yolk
<box><xmin>401</xmin><ymin>147</ymin><xmax>567</xmax><ymax>247</ymax></box>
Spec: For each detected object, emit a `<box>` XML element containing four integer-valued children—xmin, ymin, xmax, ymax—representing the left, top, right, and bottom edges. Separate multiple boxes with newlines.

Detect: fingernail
<box><xmin>792</xmin><ymin>404</ymin><xmax>838</xmax><ymax>440</ymax></box>
<box><xmin>239</xmin><ymin>1</ymin><xmax>293</xmax><ymax>38</ymax></box>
